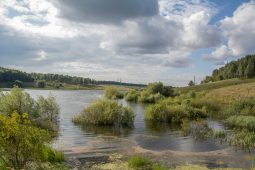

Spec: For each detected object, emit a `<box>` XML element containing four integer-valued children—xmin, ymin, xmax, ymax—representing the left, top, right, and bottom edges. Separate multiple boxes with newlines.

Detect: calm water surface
<box><xmin>25</xmin><ymin>89</ymin><xmax>255</xmax><ymax>168</ymax></box>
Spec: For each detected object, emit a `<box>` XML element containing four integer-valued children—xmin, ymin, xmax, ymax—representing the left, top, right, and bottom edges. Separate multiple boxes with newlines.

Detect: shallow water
<box><xmin>25</xmin><ymin>89</ymin><xmax>255</xmax><ymax>168</ymax></box>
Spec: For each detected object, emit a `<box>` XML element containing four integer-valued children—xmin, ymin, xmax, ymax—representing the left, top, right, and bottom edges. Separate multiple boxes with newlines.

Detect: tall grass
<box><xmin>41</xmin><ymin>146</ymin><xmax>65</xmax><ymax>163</ymax></box>
<box><xmin>226</xmin><ymin>115</ymin><xmax>255</xmax><ymax>130</ymax></box>
<box><xmin>128</xmin><ymin>156</ymin><xmax>168</xmax><ymax>170</ymax></box>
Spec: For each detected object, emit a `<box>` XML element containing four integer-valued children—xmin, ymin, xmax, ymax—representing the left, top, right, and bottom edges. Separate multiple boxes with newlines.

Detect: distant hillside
<box><xmin>0</xmin><ymin>67</ymin><xmax>146</xmax><ymax>88</ymax></box>
<box><xmin>201</xmin><ymin>54</ymin><xmax>255</xmax><ymax>83</ymax></box>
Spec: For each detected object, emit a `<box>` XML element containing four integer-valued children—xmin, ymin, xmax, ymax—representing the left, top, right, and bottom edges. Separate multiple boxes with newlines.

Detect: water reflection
<box><xmin>76</xmin><ymin>124</ymin><xmax>133</xmax><ymax>137</ymax></box>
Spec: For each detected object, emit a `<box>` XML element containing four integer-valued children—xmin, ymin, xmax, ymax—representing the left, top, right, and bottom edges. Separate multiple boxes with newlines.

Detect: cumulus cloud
<box><xmin>205</xmin><ymin>1</ymin><xmax>255</xmax><ymax>64</ymax></box>
<box><xmin>2</xmin><ymin>0</ymin><xmax>251</xmax><ymax>85</ymax></box>
<box><xmin>52</xmin><ymin>0</ymin><xmax>159</xmax><ymax>24</ymax></box>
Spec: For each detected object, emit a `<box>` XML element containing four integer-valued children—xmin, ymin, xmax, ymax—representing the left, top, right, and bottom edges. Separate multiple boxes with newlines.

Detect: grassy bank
<box><xmin>178</xmin><ymin>78</ymin><xmax>255</xmax><ymax>93</ymax></box>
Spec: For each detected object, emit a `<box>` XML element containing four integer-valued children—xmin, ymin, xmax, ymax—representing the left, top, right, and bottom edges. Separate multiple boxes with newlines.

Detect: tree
<box><xmin>13</xmin><ymin>80</ymin><xmax>23</xmax><ymax>88</ymax></box>
<box><xmin>188</xmin><ymin>80</ymin><xmax>195</xmax><ymax>86</ymax></box>
<box><xmin>37</xmin><ymin>80</ymin><xmax>46</xmax><ymax>88</ymax></box>
<box><xmin>147</xmin><ymin>82</ymin><xmax>164</xmax><ymax>94</ymax></box>
<box><xmin>0</xmin><ymin>112</ymin><xmax>50</xmax><ymax>169</ymax></box>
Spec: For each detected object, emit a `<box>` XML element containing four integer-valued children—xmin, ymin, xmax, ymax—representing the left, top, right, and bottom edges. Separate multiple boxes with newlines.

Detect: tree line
<box><xmin>202</xmin><ymin>54</ymin><xmax>255</xmax><ymax>83</ymax></box>
<box><xmin>0</xmin><ymin>67</ymin><xmax>146</xmax><ymax>87</ymax></box>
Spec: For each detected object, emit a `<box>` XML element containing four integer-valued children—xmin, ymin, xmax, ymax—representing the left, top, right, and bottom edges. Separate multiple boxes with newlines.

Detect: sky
<box><xmin>0</xmin><ymin>0</ymin><xmax>255</xmax><ymax>86</ymax></box>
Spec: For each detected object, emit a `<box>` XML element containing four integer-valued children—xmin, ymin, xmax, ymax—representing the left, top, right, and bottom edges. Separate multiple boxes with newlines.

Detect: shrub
<box><xmin>125</xmin><ymin>90</ymin><xmax>140</xmax><ymax>102</ymax></box>
<box><xmin>138</xmin><ymin>91</ymin><xmax>164</xmax><ymax>103</ymax></box>
<box><xmin>104</xmin><ymin>86</ymin><xmax>124</xmax><ymax>99</ymax></box>
<box><xmin>145</xmin><ymin>99</ymin><xmax>207</xmax><ymax>124</ymax></box>
<box><xmin>37</xmin><ymin>95</ymin><xmax>60</xmax><ymax>123</ymax></box>
<box><xmin>72</xmin><ymin>99</ymin><xmax>135</xmax><ymax>127</ymax></box>
<box><xmin>13</xmin><ymin>80</ymin><xmax>23</xmax><ymax>88</ymax></box>
<box><xmin>0</xmin><ymin>87</ymin><xmax>60</xmax><ymax>132</ymax></box>
<box><xmin>0</xmin><ymin>87</ymin><xmax>38</xmax><ymax>117</ymax></box>
<box><xmin>0</xmin><ymin>112</ymin><xmax>50</xmax><ymax>169</ymax></box>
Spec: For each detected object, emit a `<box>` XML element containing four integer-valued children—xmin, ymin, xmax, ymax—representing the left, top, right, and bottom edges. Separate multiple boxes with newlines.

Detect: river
<box><xmin>25</xmin><ymin>89</ymin><xmax>255</xmax><ymax>168</ymax></box>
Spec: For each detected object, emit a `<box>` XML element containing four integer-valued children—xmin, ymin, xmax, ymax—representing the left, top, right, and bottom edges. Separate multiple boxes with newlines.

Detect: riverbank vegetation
<box><xmin>72</xmin><ymin>99</ymin><xmax>135</xmax><ymax>127</ymax></box>
<box><xmin>104</xmin><ymin>86</ymin><xmax>124</xmax><ymax>99</ymax></box>
<box><xmin>0</xmin><ymin>87</ymin><xmax>60</xmax><ymax>133</ymax></box>
<box><xmin>0</xmin><ymin>87</ymin><xmax>66</xmax><ymax>169</ymax></box>
<box><xmin>92</xmin><ymin>154</ymin><xmax>247</xmax><ymax>170</ymax></box>
<box><xmin>125</xmin><ymin>82</ymin><xmax>175</xmax><ymax>103</ymax></box>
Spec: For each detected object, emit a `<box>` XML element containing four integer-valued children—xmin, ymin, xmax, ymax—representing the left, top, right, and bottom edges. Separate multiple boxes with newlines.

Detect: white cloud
<box><xmin>0</xmin><ymin>0</ymin><xmax>237</xmax><ymax>85</ymax></box>
<box><xmin>34</xmin><ymin>50</ymin><xmax>47</xmax><ymax>61</ymax></box>
<box><xmin>206</xmin><ymin>1</ymin><xmax>255</xmax><ymax>64</ymax></box>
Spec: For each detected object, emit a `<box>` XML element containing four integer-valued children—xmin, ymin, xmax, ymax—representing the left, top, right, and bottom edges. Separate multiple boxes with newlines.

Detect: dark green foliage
<box><xmin>133</xmin><ymin>82</ymin><xmax>175</xmax><ymax>103</ymax></box>
<box><xmin>13</xmin><ymin>80</ymin><xmax>23</xmax><ymax>88</ymax></box>
<box><xmin>72</xmin><ymin>99</ymin><xmax>135</xmax><ymax>127</ymax></box>
<box><xmin>0</xmin><ymin>67</ymin><xmax>146</xmax><ymax>88</ymax></box>
<box><xmin>188</xmin><ymin>80</ymin><xmax>195</xmax><ymax>86</ymax></box>
<box><xmin>37</xmin><ymin>80</ymin><xmax>46</xmax><ymax>88</ymax></box>
<box><xmin>202</xmin><ymin>54</ymin><xmax>255</xmax><ymax>83</ymax></box>
<box><xmin>0</xmin><ymin>67</ymin><xmax>34</xmax><ymax>82</ymax></box>
<box><xmin>146</xmin><ymin>82</ymin><xmax>175</xmax><ymax>97</ymax></box>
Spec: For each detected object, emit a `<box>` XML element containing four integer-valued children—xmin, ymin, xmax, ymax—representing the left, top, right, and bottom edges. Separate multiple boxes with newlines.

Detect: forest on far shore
<box><xmin>0</xmin><ymin>67</ymin><xmax>146</xmax><ymax>88</ymax></box>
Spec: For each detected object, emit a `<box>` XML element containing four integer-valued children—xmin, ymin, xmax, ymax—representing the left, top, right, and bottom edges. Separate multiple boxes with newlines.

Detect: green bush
<box><xmin>0</xmin><ymin>87</ymin><xmax>38</xmax><ymax>117</ymax></box>
<box><xmin>72</xmin><ymin>99</ymin><xmax>135</xmax><ymax>127</ymax></box>
<box><xmin>0</xmin><ymin>87</ymin><xmax>60</xmax><ymax>132</ymax></box>
<box><xmin>138</xmin><ymin>91</ymin><xmax>164</xmax><ymax>103</ymax></box>
<box><xmin>104</xmin><ymin>86</ymin><xmax>124</xmax><ymax>99</ymax></box>
<box><xmin>0</xmin><ymin>112</ymin><xmax>50</xmax><ymax>169</ymax></box>
<box><xmin>226</xmin><ymin>115</ymin><xmax>255</xmax><ymax>130</ymax></box>
<box><xmin>125</xmin><ymin>90</ymin><xmax>140</xmax><ymax>102</ymax></box>
<box><xmin>145</xmin><ymin>99</ymin><xmax>207</xmax><ymax>124</ymax></box>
